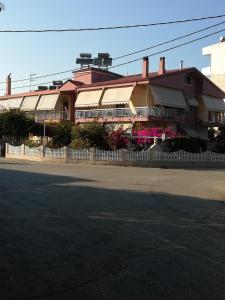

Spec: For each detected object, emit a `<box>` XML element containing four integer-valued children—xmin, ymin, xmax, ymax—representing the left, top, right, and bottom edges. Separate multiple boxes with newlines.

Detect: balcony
<box><xmin>26</xmin><ymin>111</ymin><xmax>69</xmax><ymax>122</ymax></box>
<box><xmin>75</xmin><ymin>107</ymin><xmax>185</xmax><ymax>123</ymax></box>
<box><xmin>199</xmin><ymin>111</ymin><xmax>225</xmax><ymax>126</ymax></box>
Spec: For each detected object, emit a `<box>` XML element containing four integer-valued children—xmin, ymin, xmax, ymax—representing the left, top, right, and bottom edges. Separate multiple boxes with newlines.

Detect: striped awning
<box><xmin>202</xmin><ymin>95</ymin><xmax>225</xmax><ymax>112</ymax></box>
<box><xmin>151</xmin><ymin>85</ymin><xmax>187</xmax><ymax>108</ymax></box>
<box><xmin>75</xmin><ymin>90</ymin><xmax>103</xmax><ymax>108</ymax></box>
<box><xmin>36</xmin><ymin>94</ymin><xmax>60</xmax><ymax>110</ymax></box>
<box><xmin>187</xmin><ymin>98</ymin><xmax>198</xmax><ymax>107</ymax></box>
<box><xmin>101</xmin><ymin>86</ymin><xmax>134</xmax><ymax>106</ymax></box>
<box><xmin>20</xmin><ymin>96</ymin><xmax>40</xmax><ymax>111</ymax></box>
<box><xmin>0</xmin><ymin>97</ymin><xmax>23</xmax><ymax>109</ymax></box>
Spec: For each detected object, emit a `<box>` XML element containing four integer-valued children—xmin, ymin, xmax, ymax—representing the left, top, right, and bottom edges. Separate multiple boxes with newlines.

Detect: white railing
<box><xmin>8</xmin><ymin>144</ymin><xmax>23</xmax><ymax>155</ymax></box>
<box><xmin>68</xmin><ymin>149</ymin><xmax>90</xmax><ymax>160</ymax></box>
<box><xmin>25</xmin><ymin>145</ymin><xmax>42</xmax><ymax>156</ymax></box>
<box><xmin>45</xmin><ymin>147</ymin><xmax>65</xmax><ymax>158</ymax></box>
<box><xmin>95</xmin><ymin>149</ymin><xmax>121</xmax><ymax>161</ymax></box>
<box><xmin>75</xmin><ymin>106</ymin><xmax>184</xmax><ymax>120</ymax></box>
<box><xmin>6</xmin><ymin>144</ymin><xmax>225</xmax><ymax>164</ymax></box>
<box><xmin>26</xmin><ymin>111</ymin><xmax>69</xmax><ymax>121</ymax></box>
<box><xmin>75</xmin><ymin>108</ymin><xmax>132</xmax><ymax>119</ymax></box>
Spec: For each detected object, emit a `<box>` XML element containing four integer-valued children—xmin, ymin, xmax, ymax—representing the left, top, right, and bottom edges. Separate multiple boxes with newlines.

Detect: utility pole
<box><xmin>29</xmin><ymin>73</ymin><xmax>36</xmax><ymax>92</ymax></box>
<box><xmin>0</xmin><ymin>2</ymin><xmax>5</xmax><ymax>11</ymax></box>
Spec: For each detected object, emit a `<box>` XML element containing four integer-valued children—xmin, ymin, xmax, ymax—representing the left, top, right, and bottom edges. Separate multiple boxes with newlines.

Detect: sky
<box><xmin>0</xmin><ymin>0</ymin><xmax>225</xmax><ymax>95</ymax></box>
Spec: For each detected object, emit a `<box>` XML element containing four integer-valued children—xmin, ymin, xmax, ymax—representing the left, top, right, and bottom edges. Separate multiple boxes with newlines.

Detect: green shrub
<box><xmin>163</xmin><ymin>137</ymin><xmax>207</xmax><ymax>153</ymax></box>
<box><xmin>71</xmin><ymin>123</ymin><xmax>109</xmax><ymax>149</ymax></box>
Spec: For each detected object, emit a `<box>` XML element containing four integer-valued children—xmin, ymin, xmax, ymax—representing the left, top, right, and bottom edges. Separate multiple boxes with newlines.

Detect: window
<box><xmin>208</xmin><ymin>110</ymin><xmax>212</xmax><ymax>122</ymax></box>
<box><xmin>185</xmin><ymin>74</ymin><xmax>192</xmax><ymax>85</ymax></box>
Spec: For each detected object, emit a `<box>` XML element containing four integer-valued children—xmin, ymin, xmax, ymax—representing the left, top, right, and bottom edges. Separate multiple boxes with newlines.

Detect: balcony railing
<box><xmin>75</xmin><ymin>107</ymin><xmax>185</xmax><ymax>121</ymax></box>
<box><xmin>26</xmin><ymin>111</ymin><xmax>69</xmax><ymax>121</ymax></box>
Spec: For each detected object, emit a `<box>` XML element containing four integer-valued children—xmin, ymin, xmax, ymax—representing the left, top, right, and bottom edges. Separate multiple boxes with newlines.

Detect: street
<box><xmin>1</xmin><ymin>159</ymin><xmax>225</xmax><ymax>299</ymax></box>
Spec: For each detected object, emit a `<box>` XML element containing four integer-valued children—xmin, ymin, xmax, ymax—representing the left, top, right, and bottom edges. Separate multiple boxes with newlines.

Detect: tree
<box><xmin>212</xmin><ymin>126</ymin><xmax>225</xmax><ymax>153</ymax></box>
<box><xmin>71</xmin><ymin>123</ymin><xmax>109</xmax><ymax>149</ymax></box>
<box><xmin>106</xmin><ymin>127</ymin><xmax>128</xmax><ymax>150</ymax></box>
<box><xmin>0</xmin><ymin>110</ymin><xmax>39</xmax><ymax>144</ymax></box>
<box><xmin>50</xmin><ymin>121</ymin><xmax>72</xmax><ymax>148</ymax></box>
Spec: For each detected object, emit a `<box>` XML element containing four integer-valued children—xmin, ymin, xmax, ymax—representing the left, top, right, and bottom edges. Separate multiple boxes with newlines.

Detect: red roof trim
<box><xmin>0</xmin><ymin>88</ymin><xmax>60</xmax><ymax>100</ymax></box>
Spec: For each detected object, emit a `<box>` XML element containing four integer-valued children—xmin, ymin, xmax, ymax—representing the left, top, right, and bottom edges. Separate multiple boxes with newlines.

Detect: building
<box><xmin>0</xmin><ymin>56</ymin><xmax>225</xmax><ymax>140</ymax></box>
<box><xmin>202</xmin><ymin>37</ymin><xmax>225</xmax><ymax>92</ymax></box>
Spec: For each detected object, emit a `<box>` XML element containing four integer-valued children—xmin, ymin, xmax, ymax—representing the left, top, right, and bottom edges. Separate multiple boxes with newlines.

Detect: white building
<box><xmin>202</xmin><ymin>37</ymin><xmax>225</xmax><ymax>92</ymax></box>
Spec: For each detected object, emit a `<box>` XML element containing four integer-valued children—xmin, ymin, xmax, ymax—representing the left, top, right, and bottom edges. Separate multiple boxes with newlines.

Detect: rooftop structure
<box><xmin>202</xmin><ymin>37</ymin><xmax>225</xmax><ymax>91</ymax></box>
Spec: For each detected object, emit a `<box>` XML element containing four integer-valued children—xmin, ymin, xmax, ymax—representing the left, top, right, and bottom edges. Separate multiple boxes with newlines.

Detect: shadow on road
<box><xmin>0</xmin><ymin>168</ymin><xmax>225</xmax><ymax>300</ymax></box>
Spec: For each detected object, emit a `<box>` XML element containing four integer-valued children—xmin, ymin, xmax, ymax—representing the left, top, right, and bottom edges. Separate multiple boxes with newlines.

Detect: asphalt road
<box><xmin>1</xmin><ymin>159</ymin><xmax>225</xmax><ymax>300</ymax></box>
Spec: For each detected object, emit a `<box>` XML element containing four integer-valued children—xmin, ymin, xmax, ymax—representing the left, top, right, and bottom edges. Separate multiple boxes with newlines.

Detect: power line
<box><xmin>1</xmin><ymin>23</ymin><xmax>225</xmax><ymax>91</ymax></box>
<box><xmin>1</xmin><ymin>19</ymin><xmax>225</xmax><ymax>86</ymax></box>
<box><xmin>2</xmin><ymin>26</ymin><xmax>225</xmax><ymax>92</ymax></box>
<box><xmin>113</xmin><ymin>20</ymin><xmax>225</xmax><ymax>60</ymax></box>
<box><xmin>0</xmin><ymin>14</ymin><xmax>225</xmax><ymax>33</ymax></box>
<box><xmin>0</xmin><ymin>78</ymin><xmax>71</xmax><ymax>91</ymax></box>
<box><xmin>109</xmin><ymin>27</ymin><xmax>225</xmax><ymax>70</ymax></box>
<box><xmin>0</xmin><ymin>67</ymin><xmax>81</xmax><ymax>84</ymax></box>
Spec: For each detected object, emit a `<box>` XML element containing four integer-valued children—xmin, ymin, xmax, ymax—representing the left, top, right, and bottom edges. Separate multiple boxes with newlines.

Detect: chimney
<box><xmin>142</xmin><ymin>57</ymin><xmax>149</xmax><ymax>78</ymax></box>
<box><xmin>6</xmin><ymin>73</ymin><xmax>11</xmax><ymax>96</ymax></box>
<box><xmin>158</xmin><ymin>57</ymin><xmax>166</xmax><ymax>75</ymax></box>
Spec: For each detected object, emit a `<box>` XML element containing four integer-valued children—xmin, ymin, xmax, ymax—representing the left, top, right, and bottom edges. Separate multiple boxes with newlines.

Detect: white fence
<box><xmin>6</xmin><ymin>143</ymin><xmax>225</xmax><ymax>165</ymax></box>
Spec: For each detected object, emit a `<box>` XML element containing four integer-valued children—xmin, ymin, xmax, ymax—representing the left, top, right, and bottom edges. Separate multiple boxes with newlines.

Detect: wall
<box><xmin>202</xmin><ymin>42</ymin><xmax>225</xmax><ymax>92</ymax></box>
<box><xmin>208</xmin><ymin>74</ymin><xmax>225</xmax><ymax>93</ymax></box>
<box><xmin>74</xmin><ymin>69</ymin><xmax>121</xmax><ymax>85</ymax></box>
<box><xmin>130</xmin><ymin>85</ymin><xmax>154</xmax><ymax>108</ymax></box>
<box><xmin>203</xmin><ymin>42</ymin><xmax>225</xmax><ymax>75</ymax></box>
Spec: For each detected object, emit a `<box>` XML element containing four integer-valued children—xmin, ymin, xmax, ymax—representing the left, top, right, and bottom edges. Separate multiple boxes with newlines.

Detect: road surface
<box><xmin>1</xmin><ymin>158</ymin><xmax>225</xmax><ymax>299</ymax></box>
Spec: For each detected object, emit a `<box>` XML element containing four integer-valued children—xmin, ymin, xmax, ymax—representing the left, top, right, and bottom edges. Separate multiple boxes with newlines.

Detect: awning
<box><xmin>36</xmin><ymin>94</ymin><xmax>60</xmax><ymax>110</ymax></box>
<box><xmin>20</xmin><ymin>96</ymin><xmax>40</xmax><ymax>111</ymax></box>
<box><xmin>101</xmin><ymin>86</ymin><xmax>134</xmax><ymax>106</ymax></box>
<box><xmin>202</xmin><ymin>95</ymin><xmax>225</xmax><ymax>111</ymax></box>
<box><xmin>151</xmin><ymin>85</ymin><xmax>187</xmax><ymax>108</ymax></box>
<box><xmin>0</xmin><ymin>97</ymin><xmax>23</xmax><ymax>109</ymax></box>
<box><xmin>187</xmin><ymin>98</ymin><xmax>198</xmax><ymax>107</ymax></box>
<box><xmin>75</xmin><ymin>90</ymin><xmax>103</xmax><ymax>108</ymax></box>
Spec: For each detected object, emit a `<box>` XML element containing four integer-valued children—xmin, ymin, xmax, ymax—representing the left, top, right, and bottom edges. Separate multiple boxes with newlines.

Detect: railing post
<box><xmin>63</xmin><ymin>146</ymin><xmax>69</xmax><ymax>159</ymax></box>
<box><xmin>5</xmin><ymin>143</ymin><xmax>9</xmax><ymax>156</ymax></box>
<box><xmin>90</xmin><ymin>147</ymin><xmax>96</xmax><ymax>161</ymax></box>
<box><xmin>22</xmin><ymin>144</ymin><xmax>25</xmax><ymax>155</ymax></box>
<box><xmin>40</xmin><ymin>145</ymin><xmax>45</xmax><ymax>157</ymax></box>
<box><xmin>119</xmin><ymin>149</ymin><xmax>125</xmax><ymax>161</ymax></box>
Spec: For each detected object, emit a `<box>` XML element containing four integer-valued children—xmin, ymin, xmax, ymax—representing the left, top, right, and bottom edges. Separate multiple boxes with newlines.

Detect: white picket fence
<box><xmin>6</xmin><ymin>143</ymin><xmax>225</xmax><ymax>163</ymax></box>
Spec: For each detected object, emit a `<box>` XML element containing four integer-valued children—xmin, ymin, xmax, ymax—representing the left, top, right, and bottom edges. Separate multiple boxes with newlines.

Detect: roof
<box><xmin>0</xmin><ymin>88</ymin><xmax>60</xmax><ymax>100</ymax></box>
<box><xmin>77</xmin><ymin>67</ymin><xmax>225</xmax><ymax>98</ymax></box>
<box><xmin>76</xmin><ymin>68</ymin><xmax>194</xmax><ymax>89</ymax></box>
<box><xmin>1</xmin><ymin>67</ymin><xmax>224</xmax><ymax>100</ymax></box>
